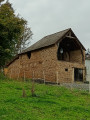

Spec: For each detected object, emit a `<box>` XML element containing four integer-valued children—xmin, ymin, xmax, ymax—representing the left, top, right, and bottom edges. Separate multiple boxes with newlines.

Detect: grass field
<box><xmin>0</xmin><ymin>74</ymin><xmax>90</xmax><ymax>120</ymax></box>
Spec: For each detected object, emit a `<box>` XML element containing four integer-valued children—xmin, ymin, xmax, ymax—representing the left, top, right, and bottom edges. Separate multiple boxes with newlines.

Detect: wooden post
<box><xmin>89</xmin><ymin>81</ymin><xmax>90</xmax><ymax>94</ymax></box>
<box><xmin>43</xmin><ymin>71</ymin><xmax>45</xmax><ymax>84</ymax></box>
<box><xmin>56</xmin><ymin>71</ymin><xmax>58</xmax><ymax>85</ymax></box>
<box><xmin>22</xmin><ymin>88</ymin><xmax>26</xmax><ymax>97</ymax></box>
<box><xmin>22</xmin><ymin>70</ymin><xmax>26</xmax><ymax>97</ymax></box>
<box><xmin>72</xmin><ymin>68</ymin><xmax>74</xmax><ymax>83</ymax></box>
<box><xmin>33</xmin><ymin>71</ymin><xmax>34</xmax><ymax>80</ymax></box>
<box><xmin>24</xmin><ymin>71</ymin><xmax>25</xmax><ymax>82</ymax></box>
<box><xmin>17</xmin><ymin>69</ymin><xmax>20</xmax><ymax>80</ymax></box>
<box><xmin>70</xmin><ymin>68</ymin><xmax>74</xmax><ymax>90</ymax></box>
<box><xmin>10</xmin><ymin>69</ymin><xmax>12</xmax><ymax>79</ymax></box>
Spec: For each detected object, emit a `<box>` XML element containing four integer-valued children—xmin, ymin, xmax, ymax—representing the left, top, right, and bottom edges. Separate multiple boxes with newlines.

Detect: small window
<box><xmin>65</xmin><ymin>68</ymin><xmax>68</xmax><ymax>71</ymax></box>
<box><xmin>27</xmin><ymin>51</ymin><xmax>31</xmax><ymax>59</ymax></box>
<box><xmin>39</xmin><ymin>61</ymin><xmax>42</xmax><ymax>64</ymax></box>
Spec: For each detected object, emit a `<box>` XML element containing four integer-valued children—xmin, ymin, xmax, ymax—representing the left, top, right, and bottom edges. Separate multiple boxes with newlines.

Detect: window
<box><xmin>27</xmin><ymin>51</ymin><xmax>31</xmax><ymax>59</ymax></box>
<box><xmin>74</xmin><ymin>68</ymin><xmax>83</xmax><ymax>81</ymax></box>
<box><xmin>65</xmin><ymin>68</ymin><xmax>68</xmax><ymax>71</ymax></box>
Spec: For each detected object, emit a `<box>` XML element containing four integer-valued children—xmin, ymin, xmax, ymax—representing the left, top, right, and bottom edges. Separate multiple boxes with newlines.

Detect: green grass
<box><xmin>0</xmin><ymin>74</ymin><xmax>90</xmax><ymax>120</ymax></box>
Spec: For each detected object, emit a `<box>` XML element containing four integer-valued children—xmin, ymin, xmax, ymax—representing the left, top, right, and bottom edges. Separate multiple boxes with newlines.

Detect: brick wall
<box><xmin>7</xmin><ymin>44</ymin><xmax>85</xmax><ymax>83</ymax></box>
<box><xmin>7</xmin><ymin>58</ymin><xmax>20</xmax><ymax>79</ymax></box>
<box><xmin>56</xmin><ymin>61</ymin><xmax>85</xmax><ymax>83</ymax></box>
<box><xmin>70</xmin><ymin>50</ymin><xmax>85</xmax><ymax>64</ymax></box>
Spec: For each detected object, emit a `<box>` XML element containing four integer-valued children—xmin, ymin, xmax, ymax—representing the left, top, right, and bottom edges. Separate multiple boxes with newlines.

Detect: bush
<box><xmin>0</xmin><ymin>72</ymin><xmax>6</xmax><ymax>81</ymax></box>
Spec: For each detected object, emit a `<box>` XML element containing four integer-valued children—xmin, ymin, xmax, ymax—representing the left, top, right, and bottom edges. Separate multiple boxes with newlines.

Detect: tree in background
<box><xmin>87</xmin><ymin>48</ymin><xmax>90</xmax><ymax>55</ymax></box>
<box><xmin>0</xmin><ymin>0</ymin><xmax>4</xmax><ymax>4</ymax></box>
<box><xmin>0</xmin><ymin>0</ymin><xmax>32</xmax><ymax>68</ymax></box>
<box><xmin>16</xmin><ymin>25</ymin><xmax>32</xmax><ymax>53</ymax></box>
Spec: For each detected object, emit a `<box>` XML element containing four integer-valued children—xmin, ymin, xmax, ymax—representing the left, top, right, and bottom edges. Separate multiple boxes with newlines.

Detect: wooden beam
<box><xmin>66</xmin><ymin>36</ymin><xmax>82</xmax><ymax>49</ymax></box>
<box><xmin>66</xmin><ymin>36</ymin><xmax>80</xmax><ymax>49</ymax></box>
<box><xmin>66</xmin><ymin>36</ymin><xmax>76</xmax><ymax>39</ymax></box>
<box><xmin>81</xmin><ymin>48</ymin><xmax>84</xmax><ymax>64</ymax></box>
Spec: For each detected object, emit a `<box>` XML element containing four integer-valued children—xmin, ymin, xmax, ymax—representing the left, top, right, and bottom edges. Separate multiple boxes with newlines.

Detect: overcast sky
<box><xmin>9</xmin><ymin>0</ymin><xmax>90</xmax><ymax>49</ymax></box>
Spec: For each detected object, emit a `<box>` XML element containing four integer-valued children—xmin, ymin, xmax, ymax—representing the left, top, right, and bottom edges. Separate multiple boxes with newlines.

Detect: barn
<box><xmin>7</xmin><ymin>28</ymin><xmax>86</xmax><ymax>83</ymax></box>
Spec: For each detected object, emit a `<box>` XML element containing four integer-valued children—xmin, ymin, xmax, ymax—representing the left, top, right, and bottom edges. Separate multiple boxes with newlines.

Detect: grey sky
<box><xmin>9</xmin><ymin>0</ymin><xmax>90</xmax><ymax>49</ymax></box>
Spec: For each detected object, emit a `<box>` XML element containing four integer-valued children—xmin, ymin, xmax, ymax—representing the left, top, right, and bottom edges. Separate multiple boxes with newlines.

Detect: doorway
<box><xmin>74</xmin><ymin>68</ymin><xmax>83</xmax><ymax>81</ymax></box>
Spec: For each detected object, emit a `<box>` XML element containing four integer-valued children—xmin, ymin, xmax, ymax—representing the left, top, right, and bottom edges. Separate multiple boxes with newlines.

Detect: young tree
<box><xmin>15</xmin><ymin>25</ymin><xmax>33</xmax><ymax>53</ymax></box>
<box><xmin>87</xmin><ymin>48</ymin><xmax>90</xmax><ymax>54</ymax></box>
<box><xmin>0</xmin><ymin>0</ymin><xmax>32</xmax><ymax>68</ymax></box>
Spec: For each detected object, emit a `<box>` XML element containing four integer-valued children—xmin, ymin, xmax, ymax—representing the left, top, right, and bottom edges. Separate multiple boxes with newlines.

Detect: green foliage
<box><xmin>0</xmin><ymin>1</ymin><xmax>32</xmax><ymax>68</ymax></box>
<box><xmin>0</xmin><ymin>72</ymin><xmax>13</xmax><ymax>81</ymax></box>
<box><xmin>0</xmin><ymin>72</ymin><xmax>6</xmax><ymax>80</ymax></box>
<box><xmin>0</xmin><ymin>0</ymin><xmax>4</xmax><ymax>3</ymax></box>
<box><xmin>0</xmin><ymin>78</ymin><xmax>90</xmax><ymax>120</ymax></box>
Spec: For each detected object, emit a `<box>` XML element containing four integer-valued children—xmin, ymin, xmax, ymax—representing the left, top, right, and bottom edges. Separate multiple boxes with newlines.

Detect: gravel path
<box><xmin>34</xmin><ymin>79</ymin><xmax>90</xmax><ymax>91</ymax></box>
<box><xmin>60</xmin><ymin>83</ymin><xmax>90</xmax><ymax>91</ymax></box>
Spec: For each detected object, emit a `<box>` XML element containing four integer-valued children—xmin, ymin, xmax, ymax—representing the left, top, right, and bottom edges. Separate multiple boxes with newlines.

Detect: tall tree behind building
<box><xmin>0</xmin><ymin>0</ymin><xmax>32</xmax><ymax>68</ymax></box>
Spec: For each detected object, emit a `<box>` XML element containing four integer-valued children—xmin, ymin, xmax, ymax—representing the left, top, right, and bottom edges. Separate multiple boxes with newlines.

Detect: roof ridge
<box><xmin>20</xmin><ymin>28</ymin><xmax>77</xmax><ymax>54</ymax></box>
<box><xmin>20</xmin><ymin>28</ymin><xmax>71</xmax><ymax>54</ymax></box>
<box><xmin>41</xmin><ymin>28</ymin><xmax>71</xmax><ymax>39</ymax></box>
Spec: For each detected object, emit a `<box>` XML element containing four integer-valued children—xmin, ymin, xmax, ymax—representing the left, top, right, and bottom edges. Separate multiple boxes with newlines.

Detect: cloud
<box><xmin>9</xmin><ymin>0</ymin><xmax>90</xmax><ymax>49</ymax></box>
